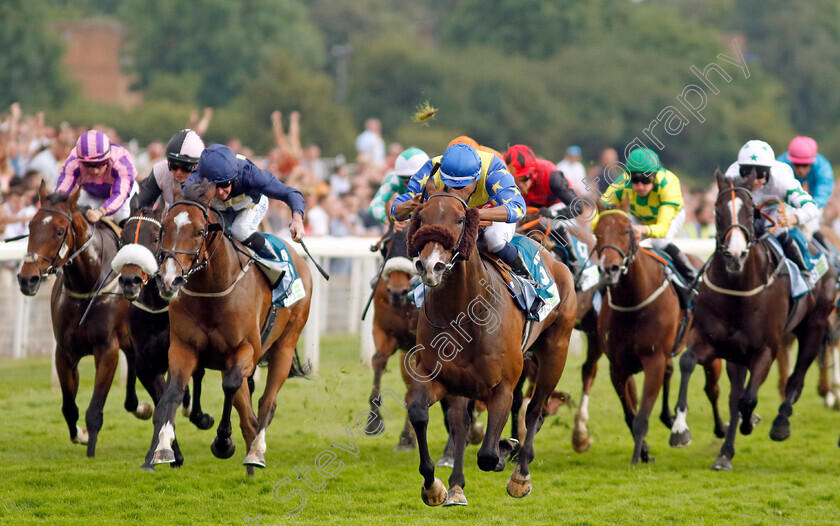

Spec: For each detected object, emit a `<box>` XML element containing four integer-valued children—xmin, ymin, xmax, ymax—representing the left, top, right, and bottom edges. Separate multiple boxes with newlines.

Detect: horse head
<box><xmin>156</xmin><ymin>180</ymin><xmax>220</xmax><ymax>300</ymax></box>
<box><xmin>381</xmin><ymin>229</ymin><xmax>414</xmax><ymax>307</ymax></box>
<box><xmin>113</xmin><ymin>194</ymin><xmax>165</xmax><ymax>300</ymax></box>
<box><xmin>714</xmin><ymin>168</ymin><xmax>757</xmax><ymax>274</ymax></box>
<box><xmin>406</xmin><ymin>190</ymin><xmax>479</xmax><ymax>287</ymax></box>
<box><xmin>593</xmin><ymin>200</ymin><xmax>636</xmax><ymax>286</ymax></box>
<box><xmin>17</xmin><ymin>182</ymin><xmax>83</xmax><ymax>296</ymax></box>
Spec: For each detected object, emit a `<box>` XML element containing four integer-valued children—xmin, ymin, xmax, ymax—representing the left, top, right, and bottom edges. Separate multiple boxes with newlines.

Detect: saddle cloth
<box><xmin>409</xmin><ymin>235</ymin><xmax>560</xmax><ymax>322</ymax></box>
<box><xmin>552</xmin><ymin>231</ymin><xmax>600</xmax><ymax>292</ymax></box>
<box><xmin>254</xmin><ymin>233</ymin><xmax>306</xmax><ymax>307</ymax></box>
<box><xmin>764</xmin><ymin>236</ymin><xmax>827</xmax><ymax>300</ymax></box>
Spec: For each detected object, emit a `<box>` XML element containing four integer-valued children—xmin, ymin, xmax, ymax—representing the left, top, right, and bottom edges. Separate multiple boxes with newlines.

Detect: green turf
<box><xmin>1</xmin><ymin>334</ymin><xmax>838</xmax><ymax>525</ymax></box>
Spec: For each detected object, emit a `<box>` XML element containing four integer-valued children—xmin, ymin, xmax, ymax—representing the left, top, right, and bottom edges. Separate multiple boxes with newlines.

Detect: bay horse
<box><xmin>405</xmin><ymin>190</ymin><xmax>577</xmax><ymax>506</ymax></box>
<box><xmin>517</xmin><ymin>209</ymin><xmax>601</xmax><ymax>452</ymax></box>
<box><xmin>593</xmin><ymin>201</ymin><xmax>689</xmax><ymax>464</ymax></box>
<box><xmin>672</xmin><ymin>170</ymin><xmax>836</xmax><ymax>470</ymax></box>
<box><xmin>147</xmin><ymin>181</ymin><xmax>311</xmax><ymax>476</ymax></box>
<box><xmin>112</xmin><ymin>194</ymin><xmax>215</xmax><ymax>470</ymax></box>
<box><xmin>17</xmin><ymin>182</ymin><xmax>149</xmax><ymax>458</ymax></box>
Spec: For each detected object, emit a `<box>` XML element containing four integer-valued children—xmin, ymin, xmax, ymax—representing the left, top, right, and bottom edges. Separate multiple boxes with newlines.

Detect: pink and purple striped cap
<box><xmin>75</xmin><ymin>130</ymin><xmax>112</xmax><ymax>163</ymax></box>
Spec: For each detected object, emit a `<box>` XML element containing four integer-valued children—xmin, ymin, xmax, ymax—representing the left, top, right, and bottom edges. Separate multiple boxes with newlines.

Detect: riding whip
<box><xmin>361</xmin><ymin>232</ymin><xmax>395</xmax><ymax>321</ymax></box>
<box><xmin>299</xmin><ymin>239</ymin><xmax>330</xmax><ymax>281</ymax></box>
<box><xmin>669</xmin><ymin>254</ymin><xmax>714</xmax><ymax>357</ymax></box>
<box><xmin>3</xmin><ymin>233</ymin><xmax>29</xmax><ymax>242</ymax></box>
<box><xmin>78</xmin><ymin>268</ymin><xmax>115</xmax><ymax>327</ymax></box>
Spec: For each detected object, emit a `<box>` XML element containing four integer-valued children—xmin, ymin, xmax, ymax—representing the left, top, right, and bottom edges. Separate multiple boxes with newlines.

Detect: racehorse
<box><xmin>405</xmin><ymin>189</ymin><xmax>577</xmax><ymax>506</ymax></box>
<box><xmin>17</xmin><ymin>182</ymin><xmax>148</xmax><ymax>457</ymax></box>
<box><xmin>112</xmin><ymin>194</ymin><xmax>214</xmax><ymax>470</ymax></box>
<box><xmin>593</xmin><ymin>201</ymin><xmax>689</xmax><ymax>464</ymax></box>
<box><xmin>517</xmin><ymin>209</ymin><xmax>601</xmax><ymax>452</ymax></box>
<box><xmin>146</xmin><ymin>181</ymin><xmax>312</xmax><ymax>475</ymax></box>
<box><xmin>671</xmin><ymin>170</ymin><xmax>836</xmax><ymax>470</ymax></box>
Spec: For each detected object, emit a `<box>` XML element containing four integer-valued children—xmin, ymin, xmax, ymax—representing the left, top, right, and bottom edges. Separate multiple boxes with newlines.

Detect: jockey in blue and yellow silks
<box><xmin>390</xmin><ymin>142</ymin><xmax>536</xmax><ymax>284</ymax></box>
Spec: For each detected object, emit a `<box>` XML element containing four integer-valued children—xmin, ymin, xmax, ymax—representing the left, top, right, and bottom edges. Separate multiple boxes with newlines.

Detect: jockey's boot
<box><xmin>780</xmin><ymin>232</ymin><xmax>817</xmax><ymax>287</ymax></box>
<box><xmin>501</xmin><ymin>243</ymin><xmax>546</xmax><ymax>318</ymax></box>
<box><xmin>663</xmin><ymin>243</ymin><xmax>698</xmax><ymax>310</ymax></box>
<box><xmin>244</xmin><ymin>232</ymin><xmax>278</xmax><ymax>260</ymax></box>
<box><xmin>555</xmin><ymin>226</ymin><xmax>582</xmax><ymax>281</ymax></box>
<box><xmin>813</xmin><ymin>230</ymin><xmax>840</xmax><ymax>272</ymax></box>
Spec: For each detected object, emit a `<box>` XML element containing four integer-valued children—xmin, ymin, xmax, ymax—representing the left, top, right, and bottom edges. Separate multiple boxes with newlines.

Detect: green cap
<box><xmin>626</xmin><ymin>148</ymin><xmax>661</xmax><ymax>174</ymax></box>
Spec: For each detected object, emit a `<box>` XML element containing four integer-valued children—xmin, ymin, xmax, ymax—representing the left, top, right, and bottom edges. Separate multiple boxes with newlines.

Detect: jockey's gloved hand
<box><xmin>538</xmin><ymin>207</ymin><xmax>553</xmax><ymax>218</ymax></box>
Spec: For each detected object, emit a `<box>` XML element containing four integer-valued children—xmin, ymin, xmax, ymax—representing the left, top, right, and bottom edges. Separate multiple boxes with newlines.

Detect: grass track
<box><xmin>1</xmin><ymin>334</ymin><xmax>839</xmax><ymax>525</ymax></box>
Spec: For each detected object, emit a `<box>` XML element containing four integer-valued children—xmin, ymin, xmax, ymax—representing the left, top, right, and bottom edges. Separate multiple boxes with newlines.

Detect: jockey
<box><xmin>504</xmin><ymin>144</ymin><xmax>586</xmax><ymax>278</ymax></box>
<box><xmin>138</xmin><ymin>129</ymin><xmax>205</xmax><ymax>209</ymax></box>
<box><xmin>390</xmin><ymin>142</ymin><xmax>539</xmax><ymax>288</ymax></box>
<box><xmin>186</xmin><ymin>144</ymin><xmax>306</xmax><ymax>258</ymax></box>
<box><xmin>725</xmin><ymin>139</ymin><xmax>820</xmax><ymax>285</ymax></box>
<box><xmin>777</xmin><ymin>136</ymin><xmax>834</xmax><ymax>243</ymax></box>
<box><xmin>368</xmin><ymin>147</ymin><xmax>429</xmax><ymax>226</ymax></box>
<box><xmin>56</xmin><ymin>130</ymin><xmax>137</xmax><ymax>224</ymax></box>
<box><xmin>600</xmin><ymin>147</ymin><xmax>697</xmax><ymax>308</ymax></box>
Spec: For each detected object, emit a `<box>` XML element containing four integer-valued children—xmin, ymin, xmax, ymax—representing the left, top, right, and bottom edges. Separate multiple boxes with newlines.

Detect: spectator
<box><xmin>188</xmin><ymin>107</ymin><xmax>214</xmax><ymax>136</ymax></box>
<box><xmin>355</xmin><ymin>118</ymin><xmax>386</xmax><ymax>166</ymax></box>
<box><xmin>26</xmin><ymin>138</ymin><xmax>68</xmax><ymax>190</ymax></box>
<box><xmin>330</xmin><ymin>164</ymin><xmax>352</xmax><ymax>195</ymax></box>
<box><xmin>270</xmin><ymin>110</ymin><xmax>302</xmax><ymax>179</ymax></box>
<box><xmin>306</xmin><ymin>193</ymin><xmax>331</xmax><ymax>236</ymax></box>
<box><xmin>588</xmin><ymin>147</ymin><xmax>620</xmax><ymax>196</ymax></box>
<box><xmin>301</xmin><ymin>144</ymin><xmax>329</xmax><ymax>182</ymax></box>
<box><xmin>0</xmin><ymin>186</ymin><xmax>36</xmax><ymax>241</ymax></box>
<box><xmin>556</xmin><ymin>145</ymin><xmax>587</xmax><ymax>196</ymax></box>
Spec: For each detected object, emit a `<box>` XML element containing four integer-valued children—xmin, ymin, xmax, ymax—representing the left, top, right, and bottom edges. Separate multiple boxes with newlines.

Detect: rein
<box><xmin>594</xmin><ymin>209</ymin><xmax>637</xmax><ymax>276</ymax></box>
<box><xmin>158</xmin><ymin>200</ymin><xmax>222</xmax><ymax>281</ymax></box>
<box><xmin>424</xmin><ymin>192</ymin><xmax>470</xmax><ymax>271</ymax></box>
<box><xmin>121</xmin><ymin>213</ymin><xmax>163</xmax><ymax>286</ymax></box>
<box><xmin>24</xmin><ymin>207</ymin><xmax>96</xmax><ymax>278</ymax></box>
<box><xmin>715</xmin><ymin>184</ymin><xmax>756</xmax><ymax>253</ymax></box>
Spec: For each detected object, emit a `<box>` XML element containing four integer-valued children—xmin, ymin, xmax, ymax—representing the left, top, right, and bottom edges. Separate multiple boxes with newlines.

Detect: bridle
<box><xmin>121</xmin><ymin>212</ymin><xmax>163</xmax><ymax>286</ymax></box>
<box><xmin>24</xmin><ymin>206</ymin><xmax>95</xmax><ymax>279</ymax></box>
<box><xmin>423</xmin><ymin>192</ymin><xmax>471</xmax><ymax>271</ymax></box>
<box><xmin>157</xmin><ymin>200</ymin><xmax>221</xmax><ymax>281</ymax></box>
<box><xmin>715</xmin><ymin>183</ymin><xmax>756</xmax><ymax>254</ymax></box>
<box><xmin>594</xmin><ymin>209</ymin><xmax>637</xmax><ymax>276</ymax></box>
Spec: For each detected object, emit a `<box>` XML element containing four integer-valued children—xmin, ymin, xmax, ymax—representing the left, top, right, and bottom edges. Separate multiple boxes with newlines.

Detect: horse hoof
<box><xmin>133</xmin><ymin>402</ymin><xmax>153</xmax><ymax>420</ymax></box>
<box><xmin>246</xmin><ymin>465</ymin><xmax>255</xmax><ymax>477</ymax></box>
<box><xmin>711</xmin><ymin>455</ymin><xmax>732</xmax><ymax>471</ymax></box>
<box><xmin>421</xmin><ymin>478</ymin><xmax>446</xmax><ymax>507</ymax></box>
<box><xmin>443</xmin><ymin>485</ymin><xmax>468</xmax><ymax>507</ymax></box>
<box><xmin>669</xmin><ymin>430</ymin><xmax>692</xmax><ymax>448</ymax></box>
<box><xmin>499</xmin><ymin>438</ymin><xmax>520</xmax><ymax>461</ymax></box>
<box><xmin>468</xmin><ymin>421</ymin><xmax>485</xmax><ymax>445</ymax></box>
<box><xmin>572</xmin><ymin>429</ymin><xmax>593</xmax><ymax>453</ymax></box>
<box><xmin>139</xmin><ymin>463</ymin><xmax>155</xmax><ymax>473</ymax></box>
<box><xmin>244</xmin><ymin>451</ymin><xmax>266</xmax><ymax>468</ymax></box>
<box><xmin>71</xmin><ymin>426</ymin><xmax>89</xmax><ymax>445</ymax></box>
<box><xmin>210</xmin><ymin>437</ymin><xmax>236</xmax><ymax>459</ymax></box>
<box><xmin>364</xmin><ymin>414</ymin><xmax>384</xmax><ymax>436</ymax></box>
<box><xmin>436</xmin><ymin>456</ymin><xmax>454</xmax><ymax>468</ymax></box>
<box><xmin>181</xmin><ymin>402</ymin><xmax>192</xmax><ymax>418</ymax></box>
<box><xmin>152</xmin><ymin>449</ymin><xmax>176</xmax><ymax>465</ymax></box>
<box><xmin>191</xmin><ymin>413</ymin><xmax>215</xmax><ymax>431</ymax></box>
<box><xmin>393</xmin><ymin>436</ymin><xmax>416</xmax><ymax>451</ymax></box>
<box><xmin>506</xmin><ymin>468</ymin><xmax>532</xmax><ymax>498</ymax></box>
<box><xmin>769</xmin><ymin>417</ymin><xmax>791</xmax><ymax>442</ymax></box>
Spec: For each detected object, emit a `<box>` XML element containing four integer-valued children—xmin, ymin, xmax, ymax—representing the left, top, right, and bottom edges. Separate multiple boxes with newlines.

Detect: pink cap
<box><xmin>788</xmin><ymin>136</ymin><xmax>817</xmax><ymax>164</ymax></box>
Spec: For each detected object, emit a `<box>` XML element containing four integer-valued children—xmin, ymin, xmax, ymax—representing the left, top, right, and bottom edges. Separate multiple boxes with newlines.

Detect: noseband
<box><xmin>594</xmin><ymin>209</ymin><xmax>637</xmax><ymax>276</ymax></box>
<box><xmin>158</xmin><ymin>200</ymin><xmax>220</xmax><ymax>280</ymax></box>
<box><xmin>715</xmin><ymin>184</ymin><xmax>756</xmax><ymax>254</ymax></box>
<box><xmin>120</xmin><ymin>212</ymin><xmax>163</xmax><ymax>285</ymax></box>
<box><xmin>418</xmin><ymin>192</ymin><xmax>470</xmax><ymax>271</ymax></box>
<box><xmin>24</xmin><ymin>206</ymin><xmax>95</xmax><ymax>278</ymax></box>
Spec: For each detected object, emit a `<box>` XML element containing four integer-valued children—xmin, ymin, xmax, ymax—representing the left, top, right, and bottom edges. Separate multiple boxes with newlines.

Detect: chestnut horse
<box><xmin>516</xmin><ymin>210</ymin><xmax>602</xmax><ymax>452</ymax></box>
<box><xmin>672</xmin><ymin>170</ymin><xmax>836</xmax><ymax>470</ymax></box>
<box><xmin>112</xmin><ymin>194</ymin><xmax>214</xmax><ymax>470</ymax></box>
<box><xmin>147</xmin><ymin>181</ymin><xmax>311</xmax><ymax>475</ymax></box>
<box><xmin>17</xmin><ymin>183</ymin><xmax>148</xmax><ymax>457</ymax></box>
<box><xmin>593</xmin><ymin>202</ymin><xmax>690</xmax><ymax>464</ymax></box>
<box><xmin>405</xmin><ymin>191</ymin><xmax>577</xmax><ymax>506</ymax></box>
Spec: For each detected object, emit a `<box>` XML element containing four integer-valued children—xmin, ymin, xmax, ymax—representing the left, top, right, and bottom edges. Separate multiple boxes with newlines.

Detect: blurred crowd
<box><xmin>3</xmin><ymin>103</ymin><xmax>839</xmax><ymax>252</ymax></box>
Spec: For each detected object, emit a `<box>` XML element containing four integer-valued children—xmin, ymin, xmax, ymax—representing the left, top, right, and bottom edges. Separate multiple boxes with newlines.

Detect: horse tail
<box><xmin>288</xmin><ymin>347</ymin><xmax>311</xmax><ymax>378</ymax></box>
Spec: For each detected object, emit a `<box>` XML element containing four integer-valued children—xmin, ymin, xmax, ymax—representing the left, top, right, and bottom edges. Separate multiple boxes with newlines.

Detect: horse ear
<box><xmin>200</xmin><ymin>180</ymin><xmax>215</xmax><ymax>204</ymax></box>
<box><xmin>456</xmin><ymin>208</ymin><xmax>480</xmax><ymax>260</ymax></box>
<box><xmin>172</xmin><ymin>181</ymin><xmax>183</xmax><ymax>201</ymax></box>
<box><xmin>744</xmin><ymin>168</ymin><xmax>757</xmax><ymax>188</ymax></box>
<box><xmin>595</xmin><ymin>199</ymin><xmax>606</xmax><ymax>213</ymax></box>
<box><xmin>618</xmin><ymin>197</ymin><xmax>630</xmax><ymax>212</ymax></box>
<box><xmin>714</xmin><ymin>168</ymin><xmax>727</xmax><ymax>190</ymax></box>
<box><xmin>38</xmin><ymin>180</ymin><xmax>49</xmax><ymax>203</ymax></box>
<box><xmin>130</xmin><ymin>193</ymin><xmax>139</xmax><ymax>213</ymax></box>
<box><xmin>154</xmin><ymin>194</ymin><xmax>166</xmax><ymax>216</ymax></box>
<box><xmin>67</xmin><ymin>185</ymin><xmax>81</xmax><ymax>209</ymax></box>
<box><xmin>406</xmin><ymin>208</ymin><xmax>424</xmax><ymax>257</ymax></box>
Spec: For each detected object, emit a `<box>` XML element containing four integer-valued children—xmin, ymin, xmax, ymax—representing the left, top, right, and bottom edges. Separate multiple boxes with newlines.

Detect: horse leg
<box><xmin>437</xmin><ymin>397</ymin><xmax>456</xmax><ymax>468</ymax></box>
<box><xmin>406</xmin><ymin>378</ymin><xmax>447</xmax><ymax>506</ymax></box>
<box><xmin>712</xmin><ymin>361</ymin><xmax>746</xmax><ymax>470</ymax></box>
<box><xmin>211</xmin><ymin>349</ymin><xmax>252</xmax><ymax>461</ymax></box>
<box><xmin>233</xmin><ymin>381</ymin><xmax>259</xmax><ymax>476</ymax></box>
<box><xmin>395</xmin><ymin>350</ymin><xmax>417</xmax><ymax>450</ymax></box>
<box><xmin>55</xmin><ymin>349</ymin><xmax>85</xmax><ymax>445</ymax></box>
<box><xmin>84</xmin><ymin>344</ymin><xmax>120</xmax><ymax>458</ymax></box>
<box><xmin>573</xmin><ymin>330</ymin><xmax>600</xmax><ymax>453</ymax></box>
<box><xmin>772</xmin><ymin>319</ymin><xmax>829</xmax><ymax>441</ymax></box>
<box><xmin>831</xmin><ymin>347</ymin><xmax>840</xmax><ymax>409</ymax></box>
<box><xmin>368</xmin><ymin>327</ymin><xmax>397</xmax><ymax>436</ymax></box>
<box><xmin>776</xmin><ymin>338</ymin><xmax>792</xmax><ymax>400</ymax></box>
<box><xmin>610</xmin><ymin>358</ymin><xmax>637</xmax><ymax>460</ymax></box>
<box><xmin>123</xmin><ymin>347</ymin><xmax>151</xmax><ymax>419</ymax></box>
<box><xmin>739</xmin><ymin>348</ymin><xmax>773</xmax><ymax>436</ymax></box>
<box><xmin>476</xmin><ymin>386</ymin><xmax>514</xmax><ymax>473</ymax></box>
<box><xmin>704</xmin><ymin>358</ymin><xmax>726</xmax><ymax>438</ymax></box>
<box><xmin>510</xmin><ymin>370</ymin><xmax>526</xmax><ymax>443</ymax></box>
<box><xmin>189</xmin><ymin>366</ymin><xmax>214</xmax><ymax>430</ymax></box>
<box><xmin>149</xmin><ymin>340</ymin><xmax>197</xmax><ymax>466</ymax></box>
<box><xmin>442</xmin><ymin>396</ymin><xmax>470</xmax><ymax>506</ymax></box>
<box><xmin>669</xmin><ymin>347</ymin><xmax>697</xmax><ymax>447</ymax></box>
<box><xmin>631</xmin><ymin>353</ymin><xmax>665</xmax><ymax>464</ymax></box>
<box><xmin>659</xmin><ymin>356</ymin><xmax>675</xmax><ymax>429</ymax></box>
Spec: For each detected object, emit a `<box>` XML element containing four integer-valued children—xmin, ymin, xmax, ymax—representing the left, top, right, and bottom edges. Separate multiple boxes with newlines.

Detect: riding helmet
<box><xmin>438</xmin><ymin>143</ymin><xmax>481</xmax><ymax>188</ymax></box>
<box><xmin>626</xmin><ymin>147</ymin><xmax>660</xmax><ymax>174</ymax></box>
<box><xmin>394</xmin><ymin>147</ymin><xmax>429</xmax><ymax>179</ymax></box>
<box><xmin>787</xmin><ymin>136</ymin><xmax>817</xmax><ymax>165</ymax></box>
<box><xmin>75</xmin><ymin>130</ymin><xmax>112</xmax><ymax>163</ymax></box>
<box><xmin>166</xmin><ymin>129</ymin><xmax>205</xmax><ymax>164</ymax></box>
<box><xmin>737</xmin><ymin>140</ymin><xmax>775</xmax><ymax>167</ymax></box>
<box><xmin>504</xmin><ymin>144</ymin><xmax>537</xmax><ymax>179</ymax></box>
<box><xmin>195</xmin><ymin>144</ymin><xmax>239</xmax><ymax>184</ymax></box>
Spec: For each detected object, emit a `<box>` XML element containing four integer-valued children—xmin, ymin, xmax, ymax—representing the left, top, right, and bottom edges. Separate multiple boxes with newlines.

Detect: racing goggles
<box><xmin>82</xmin><ymin>159</ymin><xmax>109</xmax><ymax>168</ymax></box>
<box><xmin>168</xmin><ymin>160</ymin><xmax>197</xmax><ymax>173</ymax></box>
<box><xmin>739</xmin><ymin>165</ymin><xmax>770</xmax><ymax>181</ymax></box>
<box><xmin>215</xmin><ymin>179</ymin><xmax>233</xmax><ymax>189</ymax></box>
<box><xmin>629</xmin><ymin>171</ymin><xmax>655</xmax><ymax>184</ymax></box>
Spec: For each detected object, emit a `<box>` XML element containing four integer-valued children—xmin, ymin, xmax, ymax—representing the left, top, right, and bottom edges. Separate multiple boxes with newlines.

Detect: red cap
<box><xmin>504</xmin><ymin>144</ymin><xmax>537</xmax><ymax>179</ymax></box>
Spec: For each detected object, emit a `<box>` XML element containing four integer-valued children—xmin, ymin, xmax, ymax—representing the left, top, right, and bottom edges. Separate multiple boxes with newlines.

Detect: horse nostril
<box><xmin>28</xmin><ymin>275</ymin><xmax>39</xmax><ymax>285</ymax></box>
<box><xmin>171</xmin><ymin>276</ymin><xmax>185</xmax><ymax>289</ymax></box>
<box><xmin>433</xmin><ymin>262</ymin><xmax>446</xmax><ymax>273</ymax></box>
<box><xmin>609</xmin><ymin>265</ymin><xmax>620</xmax><ymax>274</ymax></box>
<box><xmin>415</xmin><ymin>260</ymin><xmax>425</xmax><ymax>274</ymax></box>
<box><xmin>131</xmin><ymin>275</ymin><xmax>144</xmax><ymax>287</ymax></box>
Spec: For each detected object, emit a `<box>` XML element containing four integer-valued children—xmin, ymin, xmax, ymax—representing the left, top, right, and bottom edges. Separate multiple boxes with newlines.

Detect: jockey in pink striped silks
<box><xmin>56</xmin><ymin>130</ymin><xmax>138</xmax><ymax>224</ymax></box>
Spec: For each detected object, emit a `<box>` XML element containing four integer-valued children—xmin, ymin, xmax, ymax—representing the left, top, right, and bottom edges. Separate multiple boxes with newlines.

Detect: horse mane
<box><xmin>407</xmin><ymin>206</ymin><xmax>479</xmax><ymax>259</ymax></box>
<box><xmin>182</xmin><ymin>180</ymin><xmax>214</xmax><ymax>202</ymax></box>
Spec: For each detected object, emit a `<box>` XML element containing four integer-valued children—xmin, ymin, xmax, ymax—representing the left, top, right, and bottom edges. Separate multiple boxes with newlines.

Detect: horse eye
<box><xmin>56</xmin><ymin>228</ymin><xmax>65</xmax><ymax>236</ymax></box>
<box><xmin>457</xmin><ymin>217</ymin><xmax>465</xmax><ymax>225</ymax></box>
